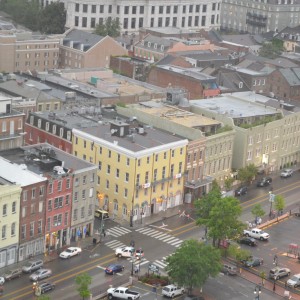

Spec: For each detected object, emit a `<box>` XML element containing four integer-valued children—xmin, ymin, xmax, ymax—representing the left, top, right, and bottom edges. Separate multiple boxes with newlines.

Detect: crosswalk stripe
<box><xmin>137</xmin><ymin>260</ymin><xmax>149</xmax><ymax>266</ymax></box>
<box><xmin>175</xmin><ymin>244</ymin><xmax>181</xmax><ymax>248</ymax></box>
<box><xmin>105</xmin><ymin>240</ymin><xmax>124</xmax><ymax>247</ymax></box>
<box><xmin>171</xmin><ymin>240</ymin><xmax>183</xmax><ymax>246</ymax></box>
<box><xmin>150</xmin><ymin>232</ymin><xmax>164</xmax><ymax>238</ymax></box>
<box><xmin>161</xmin><ymin>236</ymin><xmax>176</xmax><ymax>242</ymax></box>
<box><xmin>167</xmin><ymin>238</ymin><xmax>180</xmax><ymax>244</ymax></box>
<box><xmin>156</xmin><ymin>234</ymin><xmax>169</xmax><ymax>239</ymax></box>
<box><xmin>153</xmin><ymin>261</ymin><xmax>167</xmax><ymax>268</ymax></box>
<box><xmin>137</xmin><ymin>228</ymin><xmax>157</xmax><ymax>234</ymax></box>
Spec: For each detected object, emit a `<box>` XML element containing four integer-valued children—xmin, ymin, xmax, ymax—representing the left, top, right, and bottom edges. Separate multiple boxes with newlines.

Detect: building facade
<box><xmin>0</xmin><ymin>184</ymin><xmax>22</xmax><ymax>268</ymax></box>
<box><xmin>72</xmin><ymin>120</ymin><xmax>188</xmax><ymax>223</ymax></box>
<box><xmin>41</xmin><ymin>0</ymin><xmax>221</xmax><ymax>33</ymax></box>
<box><xmin>221</xmin><ymin>0</ymin><xmax>300</xmax><ymax>34</ymax></box>
<box><xmin>0</xmin><ymin>96</ymin><xmax>26</xmax><ymax>151</ymax></box>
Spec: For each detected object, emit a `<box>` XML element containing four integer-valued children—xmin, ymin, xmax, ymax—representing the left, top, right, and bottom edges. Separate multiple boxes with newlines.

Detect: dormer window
<box><xmin>154</xmin><ymin>43</ymin><xmax>157</xmax><ymax>49</ymax></box>
<box><xmin>148</xmin><ymin>42</ymin><xmax>151</xmax><ymax>47</ymax></box>
<box><xmin>239</xmin><ymin>82</ymin><xmax>243</xmax><ymax>89</ymax></box>
<box><xmin>38</xmin><ymin>119</ymin><xmax>42</xmax><ymax>128</ymax></box>
<box><xmin>161</xmin><ymin>45</ymin><xmax>164</xmax><ymax>51</ymax></box>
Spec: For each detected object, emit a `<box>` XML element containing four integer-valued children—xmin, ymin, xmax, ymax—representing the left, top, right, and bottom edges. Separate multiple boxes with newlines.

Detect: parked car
<box><xmin>39</xmin><ymin>282</ymin><xmax>55</xmax><ymax>294</ymax></box>
<box><xmin>105</xmin><ymin>264</ymin><xmax>124</xmax><ymax>275</ymax></box>
<box><xmin>280</xmin><ymin>169</ymin><xmax>293</xmax><ymax>178</ymax></box>
<box><xmin>287</xmin><ymin>273</ymin><xmax>300</xmax><ymax>288</ymax></box>
<box><xmin>29</xmin><ymin>269</ymin><xmax>52</xmax><ymax>281</ymax></box>
<box><xmin>269</xmin><ymin>267</ymin><xmax>291</xmax><ymax>280</ymax></box>
<box><xmin>22</xmin><ymin>260</ymin><xmax>44</xmax><ymax>273</ymax></box>
<box><xmin>0</xmin><ymin>277</ymin><xmax>4</xmax><ymax>285</ymax></box>
<box><xmin>241</xmin><ymin>256</ymin><xmax>263</xmax><ymax>267</ymax></box>
<box><xmin>222</xmin><ymin>263</ymin><xmax>238</xmax><ymax>275</ymax></box>
<box><xmin>237</xmin><ymin>237</ymin><xmax>257</xmax><ymax>247</ymax></box>
<box><xmin>235</xmin><ymin>186</ymin><xmax>248</xmax><ymax>196</ymax></box>
<box><xmin>3</xmin><ymin>268</ymin><xmax>22</xmax><ymax>281</ymax></box>
<box><xmin>59</xmin><ymin>247</ymin><xmax>82</xmax><ymax>259</ymax></box>
<box><xmin>162</xmin><ymin>285</ymin><xmax>185</xmax><ymax>298</ymax></box>
<box><xmin>256</xmin><ymin>177</ymin><xmax>272</xmax><ymax>187</ymax></box>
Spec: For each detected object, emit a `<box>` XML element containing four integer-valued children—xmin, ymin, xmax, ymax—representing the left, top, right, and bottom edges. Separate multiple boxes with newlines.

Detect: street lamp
<box><xmin>131</xmin><ymin>251</ymin><xmax>134</xmax><ymax>276</ymax></box>
<box><xmin>254</xmin><ymin>285</ymin><xmax>261</xmax><ymax>300</ymax></box>
<box><xmin>269</xmin><ymin>191</ymin><xmax>275</xmax><ymax>218</ymax></box>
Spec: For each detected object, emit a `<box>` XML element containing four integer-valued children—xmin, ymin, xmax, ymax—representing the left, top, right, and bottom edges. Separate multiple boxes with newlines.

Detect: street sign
<box><xmin>269</xmin><ymin>193</ymin><xmax>275</xmax><ymax>202</ymax></box>
<box><xmin>148</xmin><ymin>263</ymin><xmax>159</xmax><ymax>273</ymax></box>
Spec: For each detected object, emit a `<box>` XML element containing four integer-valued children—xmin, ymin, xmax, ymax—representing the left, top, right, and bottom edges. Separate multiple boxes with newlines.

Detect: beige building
<box><xmin>0</xmin><ymin>184</ymin><xmax>22</xmax><ymax>268</ymax></box>
<box><xmin>0</xmin><ymin>30</ymin><xmax>60</xmax><ymax>73</ymax></box>
<box><xmin>117</xmin><ymin>99</ymin><xmax>235</xmax><ymax>196</ymax></box>
<box><xmin>190</xmin><ymin>92</ymin><xmax>300</xmax><ymax>173</ymax></box>
<box><xmin>59</xmin><ymin>28</ymin><xmax>128</xmax><ymax>69</ymax></box>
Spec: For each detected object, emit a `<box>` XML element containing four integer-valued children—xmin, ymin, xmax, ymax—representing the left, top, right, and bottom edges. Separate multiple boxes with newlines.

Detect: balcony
<box><xmin>246</xmin><ymin>12</ymin><xmax>267</xmax><ymax>27</ymax></box>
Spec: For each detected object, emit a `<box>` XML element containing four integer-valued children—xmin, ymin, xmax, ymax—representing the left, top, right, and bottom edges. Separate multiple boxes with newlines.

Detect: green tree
<box><xmin>75</xmin><ymin>273</ymin><xmax>92</xmax><ymax>300</ymax></box>
<box><xmin>224</xmin><ymin>177</ymin><xmax>234</xmax><ymax>191</ymax></box>
<box><xmin>237</xmin><ymin>163</ymin><xmax>257</xmax><ymax>184</ymax></box>
<box><xmin>94</xmin><ymin>18</ymin><xmax>121</xmax><ymax>37</ymax></box>
<box><xmin>38</xmin><ymin>2</ymin><xmax>66</xmax><ymax>34</ymax></box>
<box><xmin>274</xmin><ymin>195</ymin><xmax>285</xmax><ymax>218</ymax></box>
<box><xmin>196</xmin><ymin>188</ymin><xmax>244</xmax><ymax>247</ymax></box>
<box><xmin>251</xmin><ymin>204</ymin><xmax>265</xmax><ymax>222</ymax></box>
<box><xmin>165</xmin><ymin>240</ymin><xmax>221</xmax><ymax>295</ymax></box>
<box><xmin>259</xmin><ymin>39</ymin><xmax>284</xmax><ymax>59</ymax></box>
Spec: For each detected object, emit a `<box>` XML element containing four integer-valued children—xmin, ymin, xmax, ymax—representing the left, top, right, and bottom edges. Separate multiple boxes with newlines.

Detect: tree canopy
<box><xmin>75</xmin><ymin>273</ymin><xmax>92</xmax><ymax>300</ymax></box>
<box><xmin>94</xmin><ymin>18</ymin><xmax>121</xmax><ymax>37</ymax></box>
<box><xmin>0</xmin><ymin>0</ymin><xmax>66</xmax><ymax>33</ymax></box>
<box><xmin>237</xmin><ymin>163</ymin><xmax>257</xmax><ymax>184</ymax></box>
<box><xmin>258</xmin><ymin>39</ymin><xmax>284</xmax><ymax>59</ymax></box>
<box><xmin>165</xmin><ymin>239</ymin><xmax>221</xmax><ymax>295</ymax></box>
<box><xmin>195</xmin><ymin>183</ymin><xmax>244</xmax><ymax>247</ymax></box>
<box><xmin>251</xmin><ymin>204</ymin><xmax>265</xmax><ymax>219</ymax></box>
<box><xmin>274</xmin><ymin>194</ymin><xmax>285</xmax><ymax>214</ymax></box>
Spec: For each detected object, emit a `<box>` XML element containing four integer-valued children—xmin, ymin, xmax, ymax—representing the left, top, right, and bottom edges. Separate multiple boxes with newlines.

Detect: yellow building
<box><xmin>72</xmin><ymin>119</ymin><xmax>188</xmax><ymax>224</ymax></box>
<box><xmin>0</xmin><ymin>184</ymin><xmax>22</xmax><ymax>268</ymax></box>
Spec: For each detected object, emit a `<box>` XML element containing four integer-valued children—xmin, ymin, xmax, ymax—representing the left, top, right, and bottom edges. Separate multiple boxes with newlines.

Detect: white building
<box><xmin>40</xmin><ymin>0</ymin><xmax>221</xmax><ymax>33</ymax></box>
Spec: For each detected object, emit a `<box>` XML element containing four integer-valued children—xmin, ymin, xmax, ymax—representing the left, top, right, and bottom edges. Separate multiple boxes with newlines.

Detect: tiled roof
<box><xmin>280</xmin><ymin>68</ymin><xmax>300</xmax><ymax>86</ymax></box>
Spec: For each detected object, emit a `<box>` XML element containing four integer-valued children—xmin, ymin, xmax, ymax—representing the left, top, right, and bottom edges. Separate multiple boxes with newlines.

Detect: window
<box><xmin>32</xmin><ymin>188</ymin><xmax>36</xmax><ymax>199</ymax></box>
<box><xmin>106</xmin><ymin>180</ymin><xmax>109</xmax><ymax>189</ymax></box>
<box><xmin>92</xmin><ymin>5</ymin><xmax>96</xmax><ymax>13</ymax></box>
<box><xmin>183</xmin><ymin>5</ymin><xmax>186</xmax><ymax>13</ymax></box>
<box><xmin>82</xmin><ymin>190</ymin><xmax>86</xmax><ymax>199</ymax></box>
<box><xmin>159</xmin><ymin>6</ymin><xmax>163</xmax><ymax>13</ymax></box>
<box><xmin>74</xmin><ymin>191</ymin><xmax>78</xmax><ymax>202</ymax></box>
<box><xmin>116</xmin><ymin>168</ymin><xmax>120</xmax><ymax>178</ymax></box>
<box><xmin>162</xmin><ymin>166</ymin><xmax>166</xmax><ymax>179</ymax></box>
<box><xmin>54</xmin><ymin>197</ymin><xmax>63</xmax><ymax>209</ymax></box>
<box><xmin>151</xmin><ymin>6</ymin><xmax>155</xmax><ymax>14</ymax></box>
<box><xmin>117</xmin><ymin>154</ymin><xmax>120</xmax><ymax>162</ymax></box>
<box><xmin>124</xmin><ymin>188</ymin><xmax>128</xmax><ymax>198</ymax></box>
<box><xmin>132</xmin><ymin>6</ymin><xmax>136</xmax><ymax>14</ymax></box>
<box><xmin>73</xmin><ymin>209</ymin><xmax>78</xmax><ymax>221</ymax></box>
<box><xmin>39</xmin><ymin>201</ymin><xmax>43</xmax><ymax>212</ymax></box>
<box><xmin>108</xmin><ymin>5</ymin><xmax>112</xmax><ymax>13</ymax></box>
<box><xmin>180</xmin><ymin>148</ymin><xmax>183</xmax><ymax>155</ymax></box>
<box><xmin>39</xmin><ymin>186</ymin><xmax>44</xmax><ymax>196</ymax></box>
<box><xmin>82</xmin><ymin>17</ymin><xmax>87</xmax><ymax>27</ymax></box>
<box><xmin>98</xmin><ymin>161</ymin><xmax>102</xmax><ymax>170</ymax></box>
<box><xmin>66</xmin><ymin>178</ymin><xmax>70</xmax><ymax>189</ymax></box>
<box><xmin>11</xmin><ymin>222</ymin><xmax>16</xmax><ymax>236</ymax></box>
<box><xmin>75</xmin><ymin>3</ymin><xmax>79</xmax><ymax>12</ymax></box>
<box><xmin>189</xmin><ymin>5</ymin><xmax>193</xmax><ymax>12</ymax></box>
<box><xmin>115</xmin><ymin>184</ymin><xmax>119</xmax><ymax>193</ymax></box>
<box><xmin>81</xmin><ymin>207</ymin><xmax>85</xmax><ymax>218</ymax></box>
<box><xmin>155</xmin><ymin>154</ymin><xmax>158</xmax><ymax>162</ymax></box>
<box><xmin>64</xmin><ymin>212</ymin><xmax>68</xmax><ymax>226</ymax></box>
<box><xmin>30</xmin><ymin>222</ymin><xmax>34</xmax><ymax>237</ymax></box>
<box><xmin>31</xmin><ymin>203</ymin><xmax>35</xmax><ymax>215</ymax></box>
<box><xmin>174</xmin><ymin>6</ymin><xmax>178</xmax><ymax>13</ymax></box>
<box><xmin>127</xmin><ymin>158</ymin><xmax>130</xmax><ymax>166</ymax></box>
<box><xmin>60</xmin><ymin>128</ymin><xmax>64</xmax><ymax>137</ymax></box>
<box><xmin>3</xmin><ymin>204</ymin><xmax>7</xmax><ymax>216</ymax></box>
<box><xmin>125</xmin><ymin>172</ymin><xmax>129</xmax><ymax>182</ymax></box>
<box><xmin>83</xmin><ymin>175</ymin><xmax>87</xmax><ymax>184</ymax></box>
<box><xmin>2</xmin><ymin>225</ymin><xmax>6</xmax><ymax>239</ymax></box>
<box><xmin>12</xmin><ymin>201</ymin><xmax>16</xmax><ymax>214</ymax></box>
<box><xmin>52</xmin><ymin>125</ymin><xmax>56</xmax><ymax>134</ymax></box>
<box><xmin>38</xmin><ymin>220</ymin><xmax>42</xmax><ymax>234</ymax></box>
<box><xmin>21</xmin><ymin>224</ymin><xmax>26</xmax><ymax>239</ymax></box>
<box><xmin>107</xmin><ymin>165</ymin><xmax>111</xmax><ymax>174</ymax></box>
<box><xmin>22</xmin><ymin>207</ymin><xmax>26</xmax><ymax>218</ymax></box>
<box><xmin>154</xmin><ymin>169</ymin><xmax>157</xmax><ymax>181</ymax></box>
<box><xmin>57</xmin><ymin>181</ymin><xmax>62</xmax><ymax>191</ymax></box>
<box><xmin>147</xmin><ymin>156</ymin><xmax>150</xmax><ymax>164</ymax></box>
<box><xmin>124</xmin><ymin>6</ymin><xmax>129</xmax><ymax>14</ymax></box>
<box><xmin>145</xmin><ymin>171</ymin><xmax>149</xmax><ymax>183</ymax></box>
<box><xmin>140</xmin><ymin>6</ymin><xmax>144</xmax><ymax>14</ymax></box>
<box><xmin>100</xmin><ymin>5</ymin><xmax>104</xmax><ymax>13</ymax></box>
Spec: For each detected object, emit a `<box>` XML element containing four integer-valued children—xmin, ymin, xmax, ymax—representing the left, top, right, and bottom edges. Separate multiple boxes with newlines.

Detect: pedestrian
<box><xmin>285</xmin><ymin>280</ymin><xmax>287</xmax><ymax>288</ymax></box>
<box><xmin>134</xmin><ymin>265</ymin><xmax>139</xmax><ymax>274</ymax></box>
<box><xmin>273</xmin><ymin>281</ymin><xmax>276</xmax><ymax>292</ymax></box>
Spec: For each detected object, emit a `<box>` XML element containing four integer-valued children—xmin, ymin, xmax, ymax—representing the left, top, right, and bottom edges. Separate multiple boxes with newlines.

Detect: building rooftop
<box><xmin>131</xmin><ymin>101</ymin><xmax>221</xmax><ymax>128</ymax></box>
<box><xmin>0</xmin><ymin>156</ymin><xmax>47</xmax><ymax>186</ymax></box>
<box><xmin>0</xmin><ymin>144</ymin><xmax>96</xmax><ymax>181</ymax></box>
<box><xmin>190</xmin><ymin>91</ymin><xmax>300</xmax><ymax>118</ymax></box>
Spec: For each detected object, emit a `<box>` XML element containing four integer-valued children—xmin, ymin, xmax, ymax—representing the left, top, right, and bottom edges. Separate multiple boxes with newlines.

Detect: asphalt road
<box><xmin>2</xmin><ymin>170</ymin><xmax>300</xmax><ymax>300</ymax></box>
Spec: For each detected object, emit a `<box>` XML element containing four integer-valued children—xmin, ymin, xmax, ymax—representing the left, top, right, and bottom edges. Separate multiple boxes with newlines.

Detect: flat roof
<box><xmin>0</xmin><ymin>144</ymin><xmax>96</xmax><ymax>181</ymax></box>
<box><xmin>189</xmin><ymin>92</ymin><xmax>281</xmax><ymax>118</ymax></box>
<box><xmin>0</xmin><ymin>156</ymin><xmax>47</xmax><ymax>186</ymax></box>
<box><xmin>132</xmin><ymin>101</ymin><xmax>221</xmax><ymax>127</ymax></box>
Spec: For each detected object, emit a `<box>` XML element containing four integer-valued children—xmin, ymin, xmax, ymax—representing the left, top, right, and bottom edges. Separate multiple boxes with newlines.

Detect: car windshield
<box><xmin>65</xmin><ymin>249</ymin><xmax>72</xmax><ymax>253</ymax></box>
<box><xmin>290</xmin><ymin>276</ymin><xmax>299</xmax><ymax>281</ymax></box>
<box><xmin>163</xmin><ymin>287</ymin><xmax>171</xmax><ymax>292</ymax></box>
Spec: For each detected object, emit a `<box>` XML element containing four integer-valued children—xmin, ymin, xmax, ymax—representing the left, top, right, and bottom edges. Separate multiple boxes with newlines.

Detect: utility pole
<box><xmin>99</xmin><ymin>213</ymin><xmax>105</xmax><ymax>242</ymax></box>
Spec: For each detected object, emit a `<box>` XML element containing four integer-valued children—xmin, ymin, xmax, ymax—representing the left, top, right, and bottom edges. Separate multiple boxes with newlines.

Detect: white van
<box><xmin>162</xmin><ymin>285</ymin><xmax>185</xmax><ymax>298</ymax></box>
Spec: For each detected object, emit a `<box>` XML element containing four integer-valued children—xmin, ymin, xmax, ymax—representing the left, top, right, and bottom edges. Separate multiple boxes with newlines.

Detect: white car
<box><xmin>0</xmin><ymin>276</ymin><xmax>5</xmax><ymax>285</ymax></box>
<box><xmin>162</xmin><ymin>284</ymin><xmax>185</xmax><ymax>298</ymax></box>
<box><xmin>280</xmin><ymin>169</ymin><xmax>293</xmax><ymax>178</ymax></box>
<box><xmin>115</xmin><ymin>246</ymin><xmax>134</xmax><ymax>258</ymax></box>
<box><xmin>287</xmin><ymin>273</ymin><xmax>300</xmax><ymax>288</ymax></box>
<box><xmin>59</xmin><ymin>247</ymin><xmax>82</xmax><ymax>259</ymax></box>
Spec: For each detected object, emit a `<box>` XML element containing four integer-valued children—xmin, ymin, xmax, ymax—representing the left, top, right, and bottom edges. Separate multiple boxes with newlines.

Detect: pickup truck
<box><xmin>243</xmin><ymin>228</ymin><xmax>269</xmax><ymax>240</ymax></box>
<box><xmin>107</xmin><ymin>286</ymin><xmax>140</xmax><ymax>300</ymax></box>
<box><xmin>115</xmin><ymin>246</ymin><xmax>135</xmax><ymax>258</ymax></box>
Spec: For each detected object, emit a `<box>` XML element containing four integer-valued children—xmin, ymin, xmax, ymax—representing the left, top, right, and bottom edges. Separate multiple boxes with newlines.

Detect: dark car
<box><xmin>235</xmin><ymin>186</ymin><xmax>248</xmax><ymax>196</ymax></box>
<box><xmin>241</xmin><ymin>256</ymin><xmax>263</xmax><ymax>267</ymax></box>
<box><xmin>238</xmin><ymin>237</ymin><xmax>257</xmax><ymax>247</ymax></box>
<box><xmin>256</xmin><ymin>177</ymin><xmax>272</xmax><ymax>187</ymax></box>
<box><xmin>105</xmin><ymin>264</ymin><xmax>124</xmax><ymax>275</ymax></box>
<box><xmin>39</xmin><ymin>282</ymin><xmax>55</xmax><ymax>294</ymax></box>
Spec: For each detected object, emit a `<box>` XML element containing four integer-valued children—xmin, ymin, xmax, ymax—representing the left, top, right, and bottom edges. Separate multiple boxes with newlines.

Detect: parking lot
<box><xmin>238</xmin><ymin>215</ymin><xmax>300</xmax><ymax>293</ymax></box>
